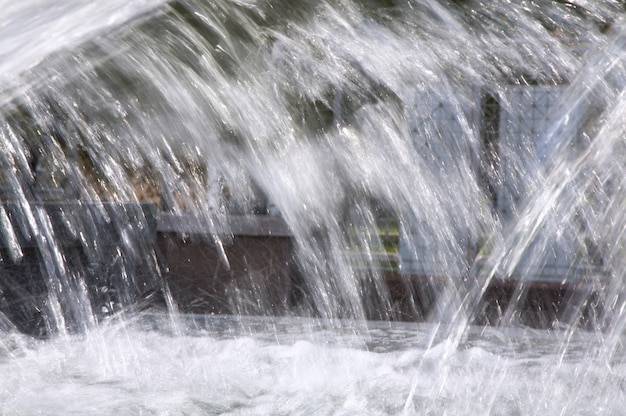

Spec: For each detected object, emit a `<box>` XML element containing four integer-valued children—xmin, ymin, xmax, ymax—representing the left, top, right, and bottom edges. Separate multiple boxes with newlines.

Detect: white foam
<box><xmin>0</xmin><ymin>317</ymin><xmax>621</xmax><ymax>414</ymax></box>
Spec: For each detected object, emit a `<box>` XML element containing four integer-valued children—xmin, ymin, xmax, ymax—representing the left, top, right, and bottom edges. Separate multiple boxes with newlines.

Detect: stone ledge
<box><xmin>156</xmin><ymin>213</ymin><xmax>291</xmax><ymax>237</ymax></box>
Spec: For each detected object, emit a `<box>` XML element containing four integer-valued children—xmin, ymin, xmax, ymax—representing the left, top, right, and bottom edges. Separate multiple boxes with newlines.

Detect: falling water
<box><xmin>1</xmin><ymin>0</ymin><xmax>626</xmax><ymax>413</ymax></box>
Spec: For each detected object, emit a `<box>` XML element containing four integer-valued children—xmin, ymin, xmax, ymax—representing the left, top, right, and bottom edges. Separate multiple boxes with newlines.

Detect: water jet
<box><xmin>1</xmin><ymin>0</ymin><xmax>626</xmax><ymax>413</ymax></box>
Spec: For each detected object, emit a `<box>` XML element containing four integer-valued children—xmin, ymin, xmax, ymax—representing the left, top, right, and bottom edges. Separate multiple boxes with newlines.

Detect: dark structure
<box><xmin>0</xmin><ymin>205</ymin><xmax>604</xmax><ymax>335</ymax></box>
<box><xmin>157</xmin><ymin>214</ymin><xmax>295</xmax><ymax>317</ymax></box>
<box><xmin>0</xmin><ymin>202</ymin><xmax>159</xmax><ymax>336</ymax></box>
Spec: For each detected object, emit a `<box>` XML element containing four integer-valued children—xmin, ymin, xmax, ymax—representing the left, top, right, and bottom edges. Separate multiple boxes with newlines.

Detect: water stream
<box><xmin>1</xmin><ymin>0</ymin><xmax>626</xmax><ymax>413</ymax></box>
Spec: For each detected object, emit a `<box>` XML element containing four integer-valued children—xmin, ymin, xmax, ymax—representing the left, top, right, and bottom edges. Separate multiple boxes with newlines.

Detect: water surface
<box><xmin>0</xmin><ymin>314</ymin><xmax>622</xmax><ymax>415</ymax></box>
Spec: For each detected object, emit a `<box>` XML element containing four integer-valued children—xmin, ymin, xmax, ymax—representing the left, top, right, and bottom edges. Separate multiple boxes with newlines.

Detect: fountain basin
<box><xmin>0</xmin><ymin>207</ymin><xmax>605</xmax><ymax>333</ymax></box>
<box><xmin>156</xmin><ymin>214</ymin><xmax>603</xmax><ymax>329</ymax></box>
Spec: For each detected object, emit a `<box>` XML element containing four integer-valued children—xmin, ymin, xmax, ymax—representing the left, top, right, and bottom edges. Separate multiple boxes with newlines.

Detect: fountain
<box><xmin>1</xmin><ymin>0</ymin><xmax>626</xmax><ymax>413</ymax></box>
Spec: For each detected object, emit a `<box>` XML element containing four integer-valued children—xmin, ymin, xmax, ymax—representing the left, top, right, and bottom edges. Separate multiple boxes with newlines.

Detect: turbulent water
<box><xmin>1</xmin><ymin>315</ymin><xmax>625</xmax><ymax>415</ymax></box>
<box><xmin>2</xmin><ymin>0</ymin><xmax>626</xmax><ymax>413</ymax></box>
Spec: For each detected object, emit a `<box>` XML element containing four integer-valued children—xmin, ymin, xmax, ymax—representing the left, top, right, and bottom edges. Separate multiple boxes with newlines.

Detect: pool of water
<box><xmin>0</xmin><ymin>314</ymin><xmax>623</xmax><ymax>415</ymax></box>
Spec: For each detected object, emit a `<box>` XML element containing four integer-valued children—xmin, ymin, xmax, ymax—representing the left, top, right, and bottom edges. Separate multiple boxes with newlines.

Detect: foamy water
<box><xmin>0</xmin><ymin>315</ymin><xmax>622</xmax><ymax>415</ymax></box>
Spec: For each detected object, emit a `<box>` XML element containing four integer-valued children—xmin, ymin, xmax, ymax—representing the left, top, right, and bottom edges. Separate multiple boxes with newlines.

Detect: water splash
<box><xmin>1</xmin><ymin>0</ymin><xmax>623</xmax><ymax>325</ymax></box>
<box><xmin>1</xmin><ymin>0</ymin><xmax>626</xmax><ymax>412</ymax></box>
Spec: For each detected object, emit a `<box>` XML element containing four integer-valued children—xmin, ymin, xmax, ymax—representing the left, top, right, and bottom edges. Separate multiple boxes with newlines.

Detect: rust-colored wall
<box><xmin>155</xmin><ymin>214</ymin><xmax>603</xmax><ymax>330</ymax></box>
<box><xmin>157</xmin><ymin>233</ymin><xmax>294</xmax><ymax>316</ymax></box>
